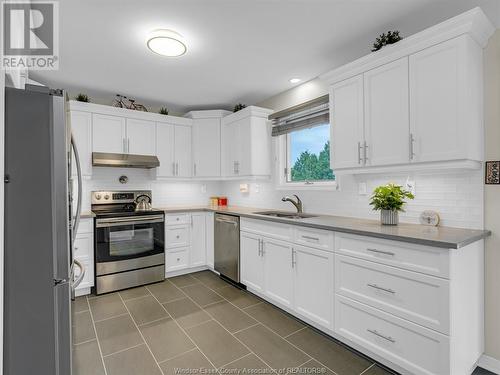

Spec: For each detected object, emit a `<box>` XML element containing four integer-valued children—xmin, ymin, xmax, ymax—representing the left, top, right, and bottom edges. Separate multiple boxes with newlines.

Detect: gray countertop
<box><xmin>159</xmin><ymin>205</ymin><xmax>490</xmax><ymax>249</ymax></box>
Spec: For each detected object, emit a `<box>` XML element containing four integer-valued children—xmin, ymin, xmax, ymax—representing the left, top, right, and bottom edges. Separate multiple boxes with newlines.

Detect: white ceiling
<box><xmin>31</xmin><ymin>0</ymin><xmax>499</xmax><ymax>113</ymax></box>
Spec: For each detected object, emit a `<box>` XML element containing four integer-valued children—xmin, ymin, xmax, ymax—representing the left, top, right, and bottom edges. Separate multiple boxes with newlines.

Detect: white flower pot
<box><xmin>381</xmin><ymin>210</ymin><xmax>399</xmax><ymax>225</ymax></box>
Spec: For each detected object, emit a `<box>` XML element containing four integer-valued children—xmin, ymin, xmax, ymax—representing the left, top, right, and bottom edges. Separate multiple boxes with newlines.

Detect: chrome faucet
<box><xmin>282</xmin><ymin>195</ymin><xmax>303</xmax><ymax>213</ymax></box>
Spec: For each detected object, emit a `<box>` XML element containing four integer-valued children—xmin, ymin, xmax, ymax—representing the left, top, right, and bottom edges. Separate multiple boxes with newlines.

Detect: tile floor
<box><xmin>71</xmin><ymin>270</ymin><xmax>493</xmax><ymax>375</ymax></box>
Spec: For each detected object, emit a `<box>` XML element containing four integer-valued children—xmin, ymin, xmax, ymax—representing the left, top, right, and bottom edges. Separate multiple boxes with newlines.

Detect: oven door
<box><xmin>95</xmin><ymin>214</ymin><xmax>165</xmax><ymax>275</ymax></box>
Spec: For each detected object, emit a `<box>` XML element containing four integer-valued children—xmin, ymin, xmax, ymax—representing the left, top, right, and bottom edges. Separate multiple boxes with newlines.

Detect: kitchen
<box><xmin>1</xmin><ymin>1</ymin><xmax>500</xmax><ymax>375</ymax></box>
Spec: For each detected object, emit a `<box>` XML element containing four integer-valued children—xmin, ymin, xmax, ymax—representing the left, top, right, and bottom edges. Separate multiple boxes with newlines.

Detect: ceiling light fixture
<box><xmin>289</xmin><ymin>78</ymin><xmax>301</xmax><ymax>84</ymax></box>
<box><xmin>146</xmin><ymin>29</ymin><xmax>187</xmax><ymax>57</ymax></box>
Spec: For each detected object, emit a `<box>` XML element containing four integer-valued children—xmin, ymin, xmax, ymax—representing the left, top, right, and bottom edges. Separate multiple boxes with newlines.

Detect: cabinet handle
<box><xmin>172</xmin><ymin>162</ymin><xmax>176</xmax><ymax>176</ymax></box>
<box><xmin>123</xmin><ymin>138</ymin><xmax>127</xmax><ymax>153</ymax></box>
<box><xmin>176</xmin><ymin>163</ymin><xmax>179</xmax><ymax>176</ymax></box>
<box><xmin>235</xmin><ymin>161</ymin><xmax>239</xmax><ymax>174</ymax></box>
<box><xmin>367</xmin><ymin>283</ymin><xmax>395</xmax><ymax>294</ymax></box>
<box><xmin>291</xmin><ymin>248</ymin><xmax>296</xmax><ymax>268</ymax></box>
<box><xmin>367</xmin><ymin>329</ymin><xmax>396</xmax><ymax>343</ymax></box>
<box><xmin>366</xmin><ymin>248</ymin><xmax>395</xmax><ymax>256</ymax></box>
<box><xmin>409</xmin><ymin>133</ymin><xmax>415</xmax><ymax>161</ymax></box>
<box><xmin>357</xmin><ymin>142</ymin><xmax>362</xmax><ymax>164</ymax></box>
<box><xmin>302</xmin><ymin>235</ymin><xmax>319</xmax><ymax>241</ymax></box>
<box><xmin>363</xmin><ymin>141</ymin><xmax>368</xmax><ymax>163</ymax></box>
<box><xmin>194</xmin><ymin>163</ymin><xmax>197</xmax><ymax>176</ymax></box>
<box><xmin>127</xmin><ymin>138</ymin><xmax>130</xmax><ymax>153</ymax></box>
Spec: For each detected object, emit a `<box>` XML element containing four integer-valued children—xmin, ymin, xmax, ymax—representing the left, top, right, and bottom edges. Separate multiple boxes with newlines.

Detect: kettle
<box><xmin>135</xmin><ymin>194</ymin><xmax>152</xmax><ymax>212</ymax></box>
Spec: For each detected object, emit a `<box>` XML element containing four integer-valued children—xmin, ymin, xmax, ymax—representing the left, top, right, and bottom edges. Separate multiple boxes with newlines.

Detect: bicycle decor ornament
<box><xmin>113</xmin><ymin>94</ymin><xmax>149</xmax><ymax>112</ymax></box>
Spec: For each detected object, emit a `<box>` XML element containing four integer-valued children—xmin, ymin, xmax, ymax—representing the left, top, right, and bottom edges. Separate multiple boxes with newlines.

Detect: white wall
<box><xmin>483</xmin><ymin>29</ymin><xmax>500</xmax><ymax>364</ymax></box>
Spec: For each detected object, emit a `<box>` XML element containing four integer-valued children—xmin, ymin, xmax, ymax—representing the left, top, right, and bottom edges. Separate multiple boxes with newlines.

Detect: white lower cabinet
<box><xmin>240</xmin><ymin>220</ymin><xmax>484</xmax><ymax>375</ymax></box>
<box><xmin>240</xmin><ymin>219</ymin><xmax>334</xmax><ymax>332</ymax></box>
<box><xmin>240</xmin><ymin>232</ymin><xmax>265</xmax><ymax>293</ymax></box>
<box><xmin>293</xmin><ymin>245</ymin><xmax>334</xmax><ymax>330</ymax></box>
<box><xmin>262</xmin><ymin>238</ymin><xmax>294</xmax><ymax>308</ymax></box>
<box><xmin>74</xmin><ymin>218</ymin><xmax>94</xmax><ymax>296</ymax></box>
<box><xmin>206</xmin><ymin>213</ymin><xmax>215</xmax><ymax>269</ymax></box>
<box><xmin>165</xmin><ymin>212</ymin><xmax>208</xmax><ymax>275</ymax></box>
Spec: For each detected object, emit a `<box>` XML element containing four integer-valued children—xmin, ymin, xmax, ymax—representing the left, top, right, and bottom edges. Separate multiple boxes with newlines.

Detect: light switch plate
<box><xmin>358</xmin><ymin>182</ymin><xmax>367</xmax><ymax>195</ymax></box>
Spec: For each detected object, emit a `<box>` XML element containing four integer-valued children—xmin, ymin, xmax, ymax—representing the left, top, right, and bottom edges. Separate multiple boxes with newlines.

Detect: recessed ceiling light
<box><xmin>146</xmin><ymin>29</ymin><xmax>187</xmax><ymax>57</ymax></box>
<box><xmin>289</xmin><ymin>78</ymin><xmax>301</xmax><ymax>84</ymax></box>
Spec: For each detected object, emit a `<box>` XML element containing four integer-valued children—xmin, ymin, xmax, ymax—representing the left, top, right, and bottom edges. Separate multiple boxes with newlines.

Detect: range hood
<box><xmin>92</xmin><ymin>152</ymin><xmax>160</xmax><ymax>169</ymax></box>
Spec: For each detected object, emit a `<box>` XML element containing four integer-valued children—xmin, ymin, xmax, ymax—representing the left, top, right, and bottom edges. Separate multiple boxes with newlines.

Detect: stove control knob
<box><xmin>104</xmin><ymin>194</ymin><xmax>110</xmax><ymax>200</ymax></box>
<box><xmin>95</xmin><ymin>194</ymin><xmax>102</xmax><ymax>200</ymax></box>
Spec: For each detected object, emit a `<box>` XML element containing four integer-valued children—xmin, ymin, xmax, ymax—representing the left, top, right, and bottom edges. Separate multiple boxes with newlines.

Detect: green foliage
<box><xmin>291</xmin><ymin>141</ymin><xmax>335</xmax><ymax>182</ymax></box>
<box><xmin>75</xmin><ymin>93</ymin><xmax>90</xmax><ymax>102</ymax></box>
<box><xmin>159</xmin><ymin>107</ymin><xmax>169</xmax><ymax>115</ymax></box>
<box><xmin>371</xmin><ymin>30</ymin><xmax>403</xmax><ymax>52</ymax></box>
<box><xmin>369</xmin><ymin>183</ymin><xmax>414</xmax><ymax>212</ymax></box>
<box><xmin>233</xmin><ymin>103</ymin><xmax>247</xmax><ymax>112</ymax></box>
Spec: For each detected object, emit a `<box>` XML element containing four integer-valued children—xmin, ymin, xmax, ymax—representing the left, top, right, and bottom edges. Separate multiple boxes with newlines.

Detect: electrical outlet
<box><xmin>358</xmin><ymin>182</ymin><xmax>367</xmax><ymax>195</ymax></box>
<box><xmin>254</xmin><ymin>184</ymin><xmax>260</xmax><ymax>193</ymax></box>
<box><xmin>200</xmin><ymin>184</ymin><xmax>207</xmax><ymax>194</ymax></box>
<box><xmin>405</xmin><ymin>180</ymin><xmax>416</xmax><ymax>195</ymax></box>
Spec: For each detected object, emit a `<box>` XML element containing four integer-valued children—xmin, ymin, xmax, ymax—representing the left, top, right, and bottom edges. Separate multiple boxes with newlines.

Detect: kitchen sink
<box><xmin>253</xmin><ymin>211</ymin><xmax>317</xmax><ymax>219</ymax></box>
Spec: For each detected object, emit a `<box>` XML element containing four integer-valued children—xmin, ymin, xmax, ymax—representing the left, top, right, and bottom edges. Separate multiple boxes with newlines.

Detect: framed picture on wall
<box><xmin>485</xmin><ymin>161</ymin><xmax>500</xmax><ymax>184</ymax></box>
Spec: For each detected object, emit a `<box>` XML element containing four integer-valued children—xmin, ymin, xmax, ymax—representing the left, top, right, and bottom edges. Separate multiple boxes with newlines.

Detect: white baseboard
<box><xmin>478</xmin><ymin>355</ymin><xmax>500</xmax><ymax>374</ymax></box>
<box><xmin>165</xmin><ymin>265</ymin><xmax>208</xmax><ymax>278</ymax></box>
<box><xmin>74</xmin><ymin>287</ymin><xmax>91</xmax><ymax>297</ymax></box>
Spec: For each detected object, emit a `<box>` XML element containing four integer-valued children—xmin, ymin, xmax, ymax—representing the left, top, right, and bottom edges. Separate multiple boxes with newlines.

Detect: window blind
<box><xmin>269</xmin><ymin>94</ymin><xmax>329</xmax><ymax>137</ymax></box>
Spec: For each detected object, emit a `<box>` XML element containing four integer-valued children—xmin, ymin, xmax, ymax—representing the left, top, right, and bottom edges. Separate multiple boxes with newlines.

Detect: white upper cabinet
<box><xmin>126</xmin><ymin>118</ymin><xmax>156</xmax><ymax>155</ymax></box>
<box><xmin>330</xmin><ymin>75</ymin><xmax>364</xmax><ymax>169</ymax></box>
<box><xmin>156</xmin><ymin>123</ymin><xmax>175</xmax><ymax>177</ymax></box>
<box><xmin>92</xmin><ymin>113</ymin><xmax>126</xmax><ymax>154</ymax></box>
<box><xmin>69</xmin><ymin>111</ymin><xmax>92</xmax><ymax>177</ymax></box>
<box><xmin>409</xmin><ymin>36</ymin><xmax>483</xmax><ymax>163</ymax></box>
<box><xmin>221</xmin><ymin>106</ymin><xmax>273</xmax><ymax>178</ymax></box>
<box><xmin>321</xmin><ymin>8</ymin><xmax>494</xmax><ymax>173</ymax></box>
<box><xmin>156</xmin><ymin>122</ymin><xmax>192</xmax><ymax>178</ymax></box>
<box><xmin>192</xmin><ymin>118</ymin><xmax>220</xmax><ymax>177</ymax></box>
<box><xmin>364</xmin><ymin>57</ymin><xmax>409</xmax><ymax>166</ymax></box>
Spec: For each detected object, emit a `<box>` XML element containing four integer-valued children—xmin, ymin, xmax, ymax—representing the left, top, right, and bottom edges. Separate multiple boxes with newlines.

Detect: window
<box><xmin>270</xmin><ymin>95</ymin><xmax>335</xmax><ymax>189</ymax></box>
<box><xmin>286</xmin><ymin>123</ymin><xmax>335</xmax><ymax>183</ymax></box>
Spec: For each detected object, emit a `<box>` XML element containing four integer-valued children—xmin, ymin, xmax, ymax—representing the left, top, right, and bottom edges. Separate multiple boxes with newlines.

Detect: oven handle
<box><xmin>96</xmin><ymin>214</ymin><xmax>165</xmax><ymax>228</ymax></box>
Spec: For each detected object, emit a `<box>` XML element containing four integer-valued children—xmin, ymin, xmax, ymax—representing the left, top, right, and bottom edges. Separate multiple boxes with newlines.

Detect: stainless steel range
<box><xmin>92</xmin><ymin>190</ymin><xmax>165</xmax><ymax>294</ymax></box>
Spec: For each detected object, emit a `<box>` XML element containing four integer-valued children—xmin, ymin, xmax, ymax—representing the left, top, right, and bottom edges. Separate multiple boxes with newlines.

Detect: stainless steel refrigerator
<box><xmin>4</xmin><ymin>85</ymin><xmax>84</xmax><ymax>375</ymax></box>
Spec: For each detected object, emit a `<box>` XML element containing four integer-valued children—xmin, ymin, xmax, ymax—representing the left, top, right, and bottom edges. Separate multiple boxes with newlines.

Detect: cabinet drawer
<box><xmin>166</xmin><ymin>248</ymin><xmax>189</xmax><ymax>272</ymax></box>
<box><xmin>336</xmin><ymin>295</ymin><xmax>449</xmax><ymax>375</ymax></box>
<box><xmin>335</xmin><ymin>255</ymin><xmax>449</xmax><ymax>334</ymax></box>
<box><xmin>294</xmin><ymin>227</ymin><xmax>334</xmax><ymax>251</ymax></box>
<box><xmin>165</xmin><ymin>213</ymin><xmax>191</xmax><ymax>226</ymax></box>
<box><xmin>335</xmin><ymin>234</ymin><xmax>449</xmax><ymax>278</ymax></box>
<box><xmin>241</xmin><ymin>218</ymin><xmax>293</xmax><ymax>241</ymax></box>
<box><xmin>166</xmin><ymin>225</ymin><xmax>190</xmax><ymax>248</ymax></box>
<box><xmin>77</xmin><ymin>219</ymin><xmax>93</xmax><ymax>234</ymax></box>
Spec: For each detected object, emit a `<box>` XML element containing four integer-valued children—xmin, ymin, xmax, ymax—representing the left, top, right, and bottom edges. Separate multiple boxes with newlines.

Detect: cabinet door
<box><xmin>92</xmin><ymin>114</ymin><xmax>126</xmax><ymax>153</ymax></box>
<box><xmin>126</xmin><ymin>118</ymin><xmax>156</xmax><ymax>155</ymax></box>
<box><xmin>263</xmin><ymin>238</ymin><xmax>294</xmax><ymax>308</ymax></box>
<box><xmin>409</xmin><ymin>38</ymin><xmax>464</xmax><ymax>163</ymax></box>
<box><xmin>69</xmin><ymin>111</ymin><xmax>92</xmax><ymax>177</ymax></box>
<box><xmin>221</xmin><ymin>120</ymin><xmax>238</xmax><ymax>177</ymax></box>
<box><xmin>174</xmin><ymin>125</ymin><xmax>192</xmax><ymax>177</ymax></box>
<box><xmin>192</xmin><ymin>118</ymin><xmax>221</xmax><ymax>177</ymax></box>
<box><xmin>364</xmin><ymin>57</ymin><xmax>410</xmax><ymax>166</ymax></box>
<box><xmin>236</xmin><ymin>119</ymin><xmax>252</xmax><ymax>176</ymax></box>
<box><xmin>156</xmin><ymin>123</ymin><xmax>175</xmax><ymax>177</ymax></box>
<box><xmin>190</xmin><ymin>213</ymin><xmax>206</xmax><ymax>267</ymax></box>
<box><xmin>294</xmin><ymin>245</ymin><xmax>334</xmax><ymax>330</ymax></box>
<box><xmin>206</xmin><ymin>213</ymin><xmax>215</xmax><ymax>269</ymax></box>
<box><xmin>73</xmin><ymin>232</ymin><xmax>94</xmax><ymax>291</ymax></box>
<box><xmin>331</xmin><ymin>75</ymin><xmax>365</xmax><ymax>169</ymax></box>
<box><xmin>240</xmin><ymin>232</ymin><xmax>264</xmax><ymax>292</ymax></box>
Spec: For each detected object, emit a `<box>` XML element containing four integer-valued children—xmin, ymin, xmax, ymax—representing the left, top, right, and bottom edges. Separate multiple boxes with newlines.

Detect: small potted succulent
<box><xmin>369</xmin><ymin>183</ymin><xmax>414</xmax><ymax>225</ymax></box>
<box><xmin>75</xmin><ymin>93</ymin><xmax>90</xmax><ymax>102</ymax></box>
<box><xmin>159</xmin><ymin>107</ymin><xmax>169</xmax><ymax>115</ymax></box>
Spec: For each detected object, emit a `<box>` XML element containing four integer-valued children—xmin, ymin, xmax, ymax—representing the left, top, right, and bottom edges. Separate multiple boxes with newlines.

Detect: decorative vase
<box><xmin>381</xmin><ymin>210</ymin><xmax>399</xmax><ymax>225</ymax></box>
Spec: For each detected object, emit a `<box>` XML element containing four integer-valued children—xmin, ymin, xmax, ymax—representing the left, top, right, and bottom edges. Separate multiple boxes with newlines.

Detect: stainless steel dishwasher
<box><xmin>214</xmin><ymin>213</ymin><xmax>240</xmax><ymax>283</ymax></box>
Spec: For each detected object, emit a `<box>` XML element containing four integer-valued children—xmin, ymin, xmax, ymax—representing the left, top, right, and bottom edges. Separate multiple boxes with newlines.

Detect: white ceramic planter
<box><xmin>381</xmin><ymin>210</ymin><xmax>399</xmax><ymax>225</ymax></box>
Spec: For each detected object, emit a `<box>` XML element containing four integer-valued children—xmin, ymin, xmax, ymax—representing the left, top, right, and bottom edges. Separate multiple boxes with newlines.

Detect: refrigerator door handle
<box><xmin>71</xmin><ymin>259</ymin><xmax>85</xmax><ymax>290</ymax></box>
<box><xmin>71</xmin><ymin>133</ymin><xmax>83</xmax><ymax>244</ymax></box>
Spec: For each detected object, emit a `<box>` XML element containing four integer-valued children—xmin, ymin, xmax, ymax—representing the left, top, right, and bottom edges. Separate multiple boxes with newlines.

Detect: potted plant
<box><xmin>75</xmin><ymin>93</ymin><xmax>90</xmax><ymax>102</ymax></box>
<box><xmin>233</xmin><ymin>103</ymin><xmax>247</xmax><ymax>112</ymax></box>
<box><xmin>369</xmin><ymin>183</ymin><xmax>414</xmax><ymax>225</ymax></box>
<box><xmin>159</xmin><ymin>107</ymin><xmax>169</xmax><ymax>115</ymax></box>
